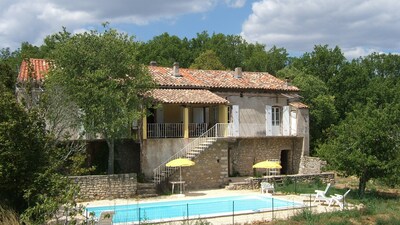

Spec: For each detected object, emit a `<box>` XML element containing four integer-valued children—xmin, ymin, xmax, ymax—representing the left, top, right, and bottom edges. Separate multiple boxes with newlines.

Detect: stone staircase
<box><xmin>136</xmin><ymin>183</ymin><xmax>158</xmax><ymax>198</ymax></box>
<box><xmin>153</xmin><ymin>123</ymin><xmax>232</xmax><ymax>184</ymax></box>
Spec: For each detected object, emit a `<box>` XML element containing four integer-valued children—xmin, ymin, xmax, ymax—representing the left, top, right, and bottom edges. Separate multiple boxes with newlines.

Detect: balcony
<box><xmin>147</xmin><ymin>123</ymin><xmax>208</xmax><ymax>138</ymax></box>
<box><xmin>146</xmin><ymin>122</ymin><xmax>299</xmax><ymax>139</ymax></box>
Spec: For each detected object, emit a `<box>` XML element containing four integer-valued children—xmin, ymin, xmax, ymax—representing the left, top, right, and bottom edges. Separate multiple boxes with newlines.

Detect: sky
<box><xmin>1</xmin><ymin>0</ymin><xmax>399</xmax><ymax>59</ymax></box>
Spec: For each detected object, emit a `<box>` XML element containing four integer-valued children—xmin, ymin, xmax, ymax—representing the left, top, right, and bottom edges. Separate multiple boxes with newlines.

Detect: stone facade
<box><xmin>229</xmin><ymin>137</ymin><xmax>304</xmax><ymax>176</ymax></box>
<box><xmin>70</xmin><ymin>173</ymin><xmax>137</xmax><ymax>201</ymax></box>
<box><xmin>166</xmin><ymin>137</ymin><xmax>305</xmax><ymax>190</ymax></box>
<box><xmin>298</xmin><ymin>156</ymin><xmax>327</xmax><ymax>174</ymax></box>
<box><xmin>169</xmin><ymin>140</ymin><xmax>229</xmax><ymax>190</ymax></box>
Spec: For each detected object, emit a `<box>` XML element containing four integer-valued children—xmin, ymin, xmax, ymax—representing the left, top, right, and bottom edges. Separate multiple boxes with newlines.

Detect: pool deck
<box><xmin>81</xmin><ymin>189</ymin><xmax>360</xmax><ymax>225</ymax></box>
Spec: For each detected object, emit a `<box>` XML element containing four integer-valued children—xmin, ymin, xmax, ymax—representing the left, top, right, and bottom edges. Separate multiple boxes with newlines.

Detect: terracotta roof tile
<box><xmin>18</xmin><ymin>58</ymin><xmax>51</xmax><ymax>82</ymax></box>
<box><xmin>148</xmin><ymin>89</ymin><xmax>229</xmax><ymax>104</ymax></box>
<box><xmin>290</xmin><ymin>102</ymin><xmax>309</xmax><ymax>109</ymax></box>
<box><xmin>149</xmin><ymin>66</ymin><xmax>299</xmax><ymax>91</ymax></box>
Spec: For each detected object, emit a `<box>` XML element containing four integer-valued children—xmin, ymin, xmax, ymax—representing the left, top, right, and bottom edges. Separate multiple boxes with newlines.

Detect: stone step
<box><xmin>137</xmin><ymin>193</ymin><xmax>158</xmax><ymax>198</ymax></box>
<box><xmin>137</xmin><ymin>183</ymin><xmax>158</xmax><ymax>197</ymax></box>
<box><xmin>137</xmin><ymin>183</ymin><xmax>156</xmax><ymax>188</ymax></box>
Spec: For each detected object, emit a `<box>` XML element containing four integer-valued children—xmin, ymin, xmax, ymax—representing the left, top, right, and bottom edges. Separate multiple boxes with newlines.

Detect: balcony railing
<box><xmin>147</xmin><ymin>122</ymin><xmax>298</xmax><ymax>139</ymax></box>
<box><xmin>147</xmin><ymin>123</ymin><xmax>208</xmax><ymax>138</ymax></box>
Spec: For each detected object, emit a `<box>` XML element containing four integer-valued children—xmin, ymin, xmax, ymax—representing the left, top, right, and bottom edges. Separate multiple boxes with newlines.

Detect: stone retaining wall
<box><xmin>298</xmin><ymin>156</ymin><xmax>327</xmax><ymax>174</ymax></box>
<box><xmin>70</xmin><ymin>173</ymin><xmax>137</xmax><ymax>201</ymax></box>
<box><xmin>226</xmin><ymin>172</ymin><xmax>335</xmax><ymax>190</ymax></box>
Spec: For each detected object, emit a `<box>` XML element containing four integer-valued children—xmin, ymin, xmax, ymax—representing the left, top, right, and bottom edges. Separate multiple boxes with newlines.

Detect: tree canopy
<box><xmin>190</xmin><ymin>50</ymin><xmax>226</xmax><ymax>70</ymax></box>
<box><xmin>46</xmin><ymin>26</ymin><xmax>155</xmax><ymax>174</ymax></box>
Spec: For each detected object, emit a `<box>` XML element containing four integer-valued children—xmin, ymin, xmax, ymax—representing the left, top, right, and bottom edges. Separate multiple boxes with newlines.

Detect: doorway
<box><xmin>280</xmin><ymin>150</ymin><xmax>290</xmax><ymax>174</ymax></box>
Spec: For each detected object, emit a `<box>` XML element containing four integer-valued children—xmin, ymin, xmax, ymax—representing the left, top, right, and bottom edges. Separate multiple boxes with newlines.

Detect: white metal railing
<box><xmin>147</xmin><ymin>123</ymin><xmax>183</xmax><ymax>138</ymax></box>
<box><xmin>153</xmin><ymin>123</ymin><xmax>233</xmax><ymax>184</ymax></box>
<box><xmin>147</xmin><ymin>123</ymin><xmax>209</xmax><ymax>138</ymax></box>
<box><xmin>188</xmin><ymin>123</ymin><xmax>208</xmax><ymax>137</ymax></box>
<box><xmin>148</xmin><ymin>123</ymin><xmax>298</xmax><ymax>138</ymax></box>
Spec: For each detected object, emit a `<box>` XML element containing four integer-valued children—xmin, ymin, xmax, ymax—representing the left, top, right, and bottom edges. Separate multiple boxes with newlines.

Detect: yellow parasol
<box><xmin>253</xmin><ymin>160</ymin><xmax>282</xmax><ymax>177</ymax></box>
<box><xmin>166</xmin><ymin>158</ymin><xmax>195</xmax><ymax>194</ymax></box>
<box><xmin>252</xmin><ymin>160</ymin><xmax>282</xmax><ymax>169</ymax></box>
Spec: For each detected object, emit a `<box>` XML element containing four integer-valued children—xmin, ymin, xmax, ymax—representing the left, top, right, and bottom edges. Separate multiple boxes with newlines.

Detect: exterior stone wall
<box><xmin>298</xmin><ymin>156</ymin><xmax>327</xmax><ymax>174</ymax></box>
<box><xmin>141</xmin><ymin>138</ymin><xmax>191</xmax><ymax>178</ymax></box>
<box><xmin>229</xmin><ymin>137</ymin><xmax>304</xmax><ymax>177</ymax></box>
<box><xmin>226</xmin><ymin>172</ymin><xmax>335</xmax><ymax>190</ymax></box>
<box><xmin>169</xmin><ymin>140</ymin><xmax>229</xmax><ymax>190</ymax></box>
<box><xmin>70</xmin><ymin>173</ymin><xmax>137</xmax><ymax>201</ymax></box>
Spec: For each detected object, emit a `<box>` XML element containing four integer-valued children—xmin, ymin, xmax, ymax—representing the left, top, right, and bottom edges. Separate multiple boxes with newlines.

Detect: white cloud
<box><xmin>0</xmin><ymin>0</ymin><xmax>218</xmax><ymax>50</ymax></box>
<box><xmin>225</xmin><ymin>0</ymin><xmax>246</xmax><ymax>8</ymax></box>
<box><xmin>241</xmin><ymin>0</ymin><xmax>400</xmax><ymax>58</ymax></box>
<box><xmin>342</xmin><ymin>47</ymin><xmax>378</xmax><ymax>59</ymax></box>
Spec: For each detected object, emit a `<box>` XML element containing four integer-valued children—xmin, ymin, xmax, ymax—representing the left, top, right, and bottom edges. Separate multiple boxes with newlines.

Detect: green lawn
<box><xmin>252</xmin><ymin>176</ymin><xmax>400</xmax><ymax>225</ymax></box>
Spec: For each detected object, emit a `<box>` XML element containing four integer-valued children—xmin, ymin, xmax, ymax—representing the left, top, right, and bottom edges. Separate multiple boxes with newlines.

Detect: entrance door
<box><xmin>280</xmin><ymin>150</ymin><xmax>290</xmax><ymax>174</ymax></box>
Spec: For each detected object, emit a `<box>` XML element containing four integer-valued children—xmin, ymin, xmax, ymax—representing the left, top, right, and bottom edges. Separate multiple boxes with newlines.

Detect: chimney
<box><xmin>234</xmin><ymin>67</ymin><xmax>242</xmax><ymax>78</ymax></box>
<box><xmin>173</xmin><ymin>62</ymin><xmax>181</xmax><ymax>77</ymax></box>
<box><xmin>150</xmin><ymin>61</ymin><xmax>157</xmax><ymax>66</ymax></box>
<box><xmin>285</xmin><ymin>77</ymin><xmax>290</xmax><ymax>88</ymax></box>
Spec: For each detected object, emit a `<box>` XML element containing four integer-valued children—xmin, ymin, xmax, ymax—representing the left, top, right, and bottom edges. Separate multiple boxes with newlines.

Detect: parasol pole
<box><xmin>179</xmin><ymin>166</ymin><xmax>182</xmax><ymax>194</ymax></box>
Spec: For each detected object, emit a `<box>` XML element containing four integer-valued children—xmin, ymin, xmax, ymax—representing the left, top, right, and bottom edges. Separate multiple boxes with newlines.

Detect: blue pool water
<box><xmin>86</xmin><ymin>195</ymin><xmax>303</xmax><ymax>224</ymax></box>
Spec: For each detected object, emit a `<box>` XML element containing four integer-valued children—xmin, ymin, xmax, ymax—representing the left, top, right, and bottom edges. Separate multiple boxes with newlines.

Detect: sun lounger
<box><xmin>327</xmin><ymin>189</ymin><xmax>351</xmax><ymax>209</ymax></box>
<box><xmin>313</xmin><ymin>183</ymin><xmax>331</xmax><ymax>203</ymax></box>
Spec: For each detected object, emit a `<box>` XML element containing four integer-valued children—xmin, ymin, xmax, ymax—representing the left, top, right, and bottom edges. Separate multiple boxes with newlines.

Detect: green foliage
<box><xmin>0</xmin><ymin>78</ymin><xmax>82</xmax><ymax>224</ymax></box>
<box><xmin>277</xmin><ymin>67</ymin><xmax>339</xmax><ymax>151</ymax></box>
<box><xmin>47</xmin><ymin>25</ymin><xmax>155</xmax><ymax>174</ymax></box>
<box><xmin>317</xmin><ymin>101</ymin><xmax>400</xmax><ymax>196</ymax></box>
<box><xmin>190</xmin><ymin>50</ymin><xmax>225</xmax><ymax>70</ymax></box>
<box><xmin>0</xmin><ymin>85</ymin><xmax>49</xmax><ymax>211</ymax></box>
<box><xmin>292</xmin><ymin>45</ymin><xmax>346</xmax><ymax>83</ymax></box>
<box><xmin>21</xmin><ymin>172</ymin><xmax>81</xmax><ymax>225</ymax></box>
<box><xmin>139</xmin><ymin>32</ymin><xmax>192</xmax><ymax>67</ymax></box>
<box><xmin>0</xmin><ymin>62</ymin><xmax>15</xmax><ymax>91</ymax></box>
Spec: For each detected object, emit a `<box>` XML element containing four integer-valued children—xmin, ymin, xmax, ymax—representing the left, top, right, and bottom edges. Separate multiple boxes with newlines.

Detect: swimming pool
<box><xmin>86</xmin><ymin>194</ymin><xmax>303</xmax><ymax>224</ymax></box>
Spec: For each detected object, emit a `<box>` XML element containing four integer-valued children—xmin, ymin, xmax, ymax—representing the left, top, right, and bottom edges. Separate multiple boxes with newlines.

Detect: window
<box><xmin>272</xmin><ymin>106</ymin><xmax>280</xmax><ymax>126</ymax></box>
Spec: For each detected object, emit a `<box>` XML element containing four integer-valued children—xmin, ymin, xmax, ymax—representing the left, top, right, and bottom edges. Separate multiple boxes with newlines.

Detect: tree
<box><xmin>47</xmin><ymin>26</ymin><xmax>155</xmax><ymax>174</ymax></box>
<box><xmin>0</xmin><ymin>62</ymin><xmax>15</xmax><ymax>92</ymax></box>
<box><xmin>190</xmin><ymin>50</ymin><xmax>225</xmax><ymax>70</ymax></box>
<box><xmin>139</xmin><ymin>32</ymin><xmax>192</xmax><ymax>67</ymax></box>
<box><xmin>243</xmin><ymin>45</ymin><xmax>288</xmax><ymax>74</ymax></box>
<box><xmin>318</xmin><ymin>101</ymin><xmax>400</xmax><ymax>196</ymax></box>
<box><xmin>0</xmin><ymin>84</ymin><xmax>48</xmax><ymax>211</ymax></box>
<box><xmin>277</xmin><ymin>67</ymin><xmax>339</xmax><ymax>152</ymax></box>
<box><xmin>292</xmin><ymin>45</ymin><xmax>346</xmax><ymax>84</ymax></box>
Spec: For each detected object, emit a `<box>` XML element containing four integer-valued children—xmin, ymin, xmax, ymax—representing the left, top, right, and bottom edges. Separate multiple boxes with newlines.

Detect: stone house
<box><xmin>16</xmin><ymin>59</ymin><xmax>310</xmax><ymax>190</ymax></box>
<box><xmin>143</xmin><ymin>62</ymin><xmax>310</xmax><ymax>190</ymax></box>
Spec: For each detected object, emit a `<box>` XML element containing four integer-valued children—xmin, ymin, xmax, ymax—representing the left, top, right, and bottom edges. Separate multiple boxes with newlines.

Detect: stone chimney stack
<box><xmin>173</xmin><ymin>62</ymin><xmax>181</xmax><ymax>77</ymax></box>
<box><xmin>234</xmin><ymin>67</ymin><xmax>242</xmax><ymax>78</ymax></box>
<box><xmin>150</xmin><ymin>61</ymin><xmax>157</xmax><ymax>66</ymax></box>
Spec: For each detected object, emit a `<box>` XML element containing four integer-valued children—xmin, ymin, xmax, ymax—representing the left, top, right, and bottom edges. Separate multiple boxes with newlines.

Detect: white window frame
<box><xmin>272</xmin><ymin>106</ymin><xmax>281</xmax><ymax>126</ymax></box>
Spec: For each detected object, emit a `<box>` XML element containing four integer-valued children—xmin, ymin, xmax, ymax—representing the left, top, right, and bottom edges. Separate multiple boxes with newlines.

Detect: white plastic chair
<box><xmin>261</xmin><ymin>181</ymin><xmax>274</xmax><ymax>194</ymax></box>
<box><xmin>313</xmin><ymin>183</ymin><xmax>331</xmax><ymax>203</ymax></box>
